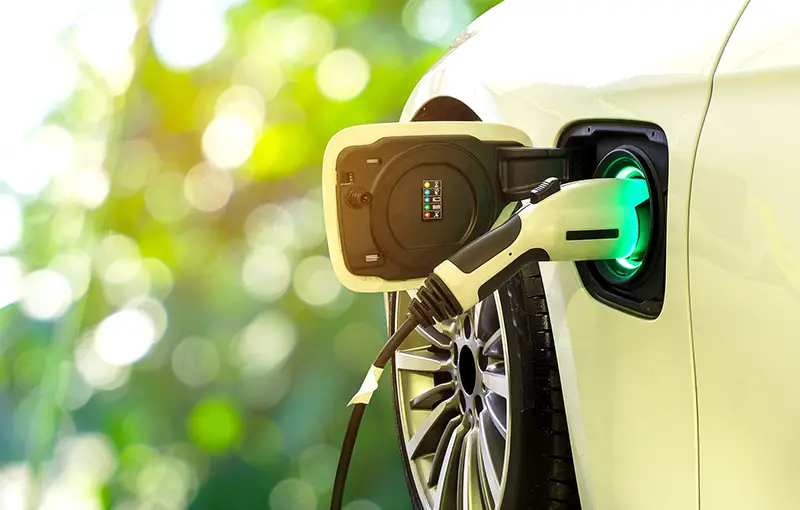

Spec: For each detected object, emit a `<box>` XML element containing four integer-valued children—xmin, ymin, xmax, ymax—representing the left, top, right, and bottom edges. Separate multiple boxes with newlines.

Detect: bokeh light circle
<box><xmin>183</xmin><ymin>163</ymin><xmax>235</xmax><ymax>212</ymax></box>
<box><xmin>150</xmin><ymin>0</ymin><xmax>229</xmax><ymax>70</ymax></box>
<box><xmin>402</xmin><ymin>0</ymin><xmax>473</xmax><ymax>46</ymax></box>
<box><xmin>315</xmin><ymin>49</ymin><xmax>370</xmax><ymax>102</ymax></box>
<box><xmin>270</xmin><ymin>479</ymin><xmax>317</xmax><ymax>510</ymax></box>
<box><xmin>245</xmin><ymin>203</ymin><xmax>295</xmax><ymax>250</ymax></box>
<box><xmin>235</xmin><ymin>312</ymin><xmax>297</xmax><ymax>375</ymax></box>
<box><xmin>49</xmin><ymin>250</ymin><xmax>92</xmax><ymax>300</ymax></box>
<box><xmin>3</xmin><ymin>124</ymin><xmax>73</xmax><ymax>196</ymax></box>
<box><xmin>94</xmin><ymin>308</ymin><xmax>157</xmax><ymax>366</ymax></box>
<box><xmin>74</xmin><ymin>168</ymin><xmax>111</xmax><ymax>209</ymax></box>
<box><xmin>242</xmin><ymin>247</ymin><xmax>291</xmax><ymax>301</ymax></box>
<box><xmin>0</xmin><ymin>257</ymin><xmax>24</xmax><ymax>309</ymax></box>
<box><xmin>216</xmin><ymin>85</ymin><xmax>265</xmax><ymax>131</ymax></box>
<box><xmin>298</xmin><ymin>445</ymin><xmax>339</xmax><ymax>493</ymax></box>
<box><xmin>187</xmin><ymin>397</ymin><xmax>242</xmax><ymax>453</ymax></box>
<box><xmin>202</xmin><ymin>114</ymin><xmax>256</xmax><ymax>169</ymax></box>
<box><xmin>292</xmin><ymin>255</ymin><xmax>343</xmax><ymax>307</ymax></box>
<box><xmin>172</xmin><ymin>336</ymin><xmax>220</xmax><ymax>388</ymax></box>
<box><xmin>0</xmin><ymin>195</ymin><xmax>22</xmax><ymax>253</ymax></box>
<box><xmin>20</xmin><ymin>269</ymin><xmax>73</xmax><ymax>321</ymax></box>
<box><xmin>75</xmin><ymin>338</ymin><xmax>131</xmax><ymax>391</ymax></box>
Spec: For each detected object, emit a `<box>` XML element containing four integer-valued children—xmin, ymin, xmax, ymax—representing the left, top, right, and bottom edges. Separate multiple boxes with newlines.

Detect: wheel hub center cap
<box><xmin>458</xmin><ymin>346</ymin><xmax>478</xmax><ymax>395</ymax></box>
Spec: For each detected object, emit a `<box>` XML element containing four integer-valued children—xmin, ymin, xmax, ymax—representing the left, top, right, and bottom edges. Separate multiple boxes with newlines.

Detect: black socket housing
<box><xmin>559</xmin><ymin>122</ymin><xmax>669</xmax><ymax>319</ymax></box>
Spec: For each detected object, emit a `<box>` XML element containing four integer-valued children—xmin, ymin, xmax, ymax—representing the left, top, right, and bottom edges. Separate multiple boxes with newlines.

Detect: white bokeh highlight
<box><xmin>1</xmin><ymin>124</ymin><xmax>74</xmax><ymax>196</ymax></box>
<box><xmin>402</xmin><ymin>0</ymin><xmax>473</xmax><ymax>46</ymax></box>
<box><xmin>245</xmin><ymin>203</ymin><xmax>295</xmax><ymax>250</ymax></box>
<box><xmin>75</xmin><ymin>337</ymin><xmax>130</xmax><ymax>391</ymax></box>
<box><xmin>202</xmin><ymin>113</ymin><xmax>256</xmax><ymax>169</ymax></box>
<box><xmin>0</xmin><ymin>195</ymin><xmax>22</xmax><ymax>253</ymax></box>
<box><xmin>292</xmin><ymin>256</ymin><xmax>343</xmax><ymax>307</ymax></box>
<box><xmin>315</xmin><ymin>49</ymin><xmax>370</xmax><ymax>102</ymax></box>
<box><xmin>0</xmin><ymin>257</ymin><xmax>24</xmax><ymax>309</ymax></box>
<box><xmin>234</xmin><ymin>312</ymin><xmax>296</xmax><ymax>375</ymax></box>
<box><xmin>149</xmin><ymin>0</ymin><xmax>229</xmax><ymax>71</ymax></box>
<box><xmin>216</xmin><ymin>85</ymin><xmax>265</xmax><ymax>131</ymax></box>
<box><xmin>183</xmin><ymin>163</ymin><xmax>235</xmax><ymax>212</ymax></box>
<box><xmin>73</xmin><ymin>0</ymin><xmax>138</xmax><ymax>94</ymax></box>
<box><xmin>242</xmin><ymin>247</ymin><xmax>291</xmax><ymax>301</ymax></box>
<box><xmin>93</xmin><ymin>308</ymin><xmax>157</xmax><ymax>366</ymax></box>
<box><xmin>49</xmin><ymin>250</ymin><xmax>92</xmax><ymax>300</ymax></box>
<box><xmin>20</xmin><ymin>269</ymin><xmax>73</xmax><ymax>321</ymax></box>
<box><xmin>172</xmin><ymin>336</ymin><xmax>219</xmax><ymax>387</ymax></box>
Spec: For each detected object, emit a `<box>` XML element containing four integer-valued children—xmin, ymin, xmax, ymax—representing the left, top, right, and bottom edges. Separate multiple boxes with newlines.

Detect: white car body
<box><xmin>395</xmin><ymin>0</ymin><xmax>800</xmax><ymax>508</ymax></box>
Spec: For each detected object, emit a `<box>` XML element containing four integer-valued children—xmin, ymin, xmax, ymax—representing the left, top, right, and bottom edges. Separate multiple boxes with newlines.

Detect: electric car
<box><xmin>369</xmin><ymin>0</ymin><xmax>800</xmax><ymax>509</ymax></box>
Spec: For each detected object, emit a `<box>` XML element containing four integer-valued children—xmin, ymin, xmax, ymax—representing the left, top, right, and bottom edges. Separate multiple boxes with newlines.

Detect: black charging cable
<box><xmin>331</xmin><ymin>265</ymin><xmax>468</xmax><ymax>509</ymax></box>
<box><xmin>330</xmin><ymin>314</ymin><xmax>419</xmax><ymax>510</ymax></box>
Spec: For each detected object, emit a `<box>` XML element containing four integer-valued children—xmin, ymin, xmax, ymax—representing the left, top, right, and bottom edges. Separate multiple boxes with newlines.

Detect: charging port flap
<box><xmin>323</xmin><ymin>122</ymin><xmax>579</xmax><ymax>293</ymax></box>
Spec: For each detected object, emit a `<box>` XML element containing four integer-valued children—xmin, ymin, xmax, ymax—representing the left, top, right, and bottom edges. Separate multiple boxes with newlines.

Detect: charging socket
<box><xmin>559</xmin><ymin>122</ymin><xmax>668</xmax><ymax>319</ymax></box>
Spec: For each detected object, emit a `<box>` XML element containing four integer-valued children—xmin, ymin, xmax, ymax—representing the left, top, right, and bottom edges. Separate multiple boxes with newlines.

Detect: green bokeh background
<box><xmin>0</xmin><ymin>0</ymin><xmax>498</xmax><ymax>508</ymax></box>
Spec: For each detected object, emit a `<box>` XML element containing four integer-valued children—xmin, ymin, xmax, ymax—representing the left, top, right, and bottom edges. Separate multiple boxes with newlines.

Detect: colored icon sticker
<box><xmin>422</xmin><ymin>179</ymin><xmax>442</xmax><ymax>220</ymax></box>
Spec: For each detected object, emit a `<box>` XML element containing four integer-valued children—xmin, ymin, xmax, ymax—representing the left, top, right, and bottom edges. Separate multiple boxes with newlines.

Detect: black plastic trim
<box><xmin>497</xmin><ymin>147</ymin><xmax>574</xmax><ymax>200</ymax></box>
<box><xmin>450</xmin><ymin>216</ymin><xmax>522</xmax><ymax>273</ymax></box>
<box><xmin>566</xmin><ymin>229</ymin><xmax>619</xmax><ymax>241</ymax></box>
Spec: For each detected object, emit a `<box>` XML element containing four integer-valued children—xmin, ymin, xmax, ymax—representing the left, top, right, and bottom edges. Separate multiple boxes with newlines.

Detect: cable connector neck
<box><xmin>408</xmin><ymin>274</ymin><xmax>463</xmax><ymax>328</ymax></box>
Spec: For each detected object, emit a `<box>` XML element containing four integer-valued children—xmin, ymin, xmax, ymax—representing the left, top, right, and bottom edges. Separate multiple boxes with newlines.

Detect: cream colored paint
<box><xmin>689</xmin><ymin>1</ymin><xmax>800</xmax><ymax>508</ymax></box>
<box><xmin>397</xmin><ymin>0</ymin><xmax>749</xmax><ymax>508</ymax></box>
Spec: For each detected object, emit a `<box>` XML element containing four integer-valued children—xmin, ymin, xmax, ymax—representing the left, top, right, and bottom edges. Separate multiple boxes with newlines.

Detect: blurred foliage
<box><xmin>0</xmin><ymin>0</ymin><xmax>499</xmax><ymax>509</ymax></box>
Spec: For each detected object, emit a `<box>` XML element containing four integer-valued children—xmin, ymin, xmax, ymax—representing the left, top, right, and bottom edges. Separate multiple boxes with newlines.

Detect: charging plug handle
<box><xmin>416</xmin><ymin>176</ymin><xmax>649</xmax><ymax>318</ymax></box>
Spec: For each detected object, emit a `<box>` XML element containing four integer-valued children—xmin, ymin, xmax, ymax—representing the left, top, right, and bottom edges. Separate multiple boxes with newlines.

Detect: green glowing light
<box><xmin>615</xmin><ymin>165</ymin><xmax>645</xmax><ymax>181</ymax></box>
<box><xmin>424</xmin><ymin>204</ymin><xmax>431</xmax><ymax>211</ymax></box>
<box><xmin>598</xmin><ymin>155</ymin><xmax>652</xmax><ymax>281</ymax></box>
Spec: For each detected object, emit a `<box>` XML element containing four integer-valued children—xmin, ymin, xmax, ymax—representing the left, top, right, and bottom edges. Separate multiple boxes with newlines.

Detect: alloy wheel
<box><xmin>394</xmin><ymin>291</ymin><xmax>510</xmax><ymax>509</ymax></box>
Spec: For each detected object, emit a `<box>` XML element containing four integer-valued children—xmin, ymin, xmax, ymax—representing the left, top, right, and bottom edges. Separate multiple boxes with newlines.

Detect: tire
<box><xmin>389</xmin><ymin>262</ymin><xmax>581</xmax><ymax>510</ymax></box>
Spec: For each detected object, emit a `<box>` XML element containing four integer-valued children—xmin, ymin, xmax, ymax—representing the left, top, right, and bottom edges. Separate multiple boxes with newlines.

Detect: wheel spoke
<box><xmin>434</xmin><ymin>420</ymin><xmax>468</xmax><ymax>510</ymax></box>
<box><xmin>481</xmin><ymin>364</ymin><xmax>508</xmax><ymax>399</ymax></box>
<box><xmin>481</xmin><ymin>330</ymin><xmax>503</xmax><ymax>359</ymax></box>
<box><xmin>411</xmin><ymin>381</ymin><xmax>456</xmax><ymax>410</ymax></box>
<box><xmin>396</xmin><ymin>348</ymin><xmax>450</xmax><ymax>373</ymax></box>
<box><xmin>460</xmin><ymin>427</ymin><xmax>483</xmax><ymax>510</ymax></box>
<box><xmin>416</xmin><ymin>325</ymin><xmax>452</xmax><ymax>350</ymax></box>
<box><xmin>476</xmin><ymin>293</ymin><xmax>499</xmax><ymax>342</ymax></box>
<box><xmin>478</xmin><ymin>411</ymin><xmax>503</xmax><ymax>504</ymax></box>
<box><xmin>427</xmin><ymin>416</ymin><xmax>460</xmax><ymax>487</ymax></box>
<box><xmin>484</xmin><ymin>392</ymin><xmax>507</xmax><ymax>439</ymax></box>
<box><xmin>407</xmin><ymin>396</ymin><xmax>459</xmax><ymax>460</ymax></box>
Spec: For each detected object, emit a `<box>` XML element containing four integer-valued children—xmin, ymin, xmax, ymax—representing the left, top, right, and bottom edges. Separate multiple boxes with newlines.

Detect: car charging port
<box><xmin>559</xmin><ymin>122</ymin><xmax>668</xmax><ymax>319</ymax></box>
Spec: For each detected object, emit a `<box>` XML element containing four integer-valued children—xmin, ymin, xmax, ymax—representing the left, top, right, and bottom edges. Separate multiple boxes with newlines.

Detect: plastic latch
<box><xmin>530</xmin><ymin>177</ymin><xmax>561</xmax><ymax>204</ymax></box>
